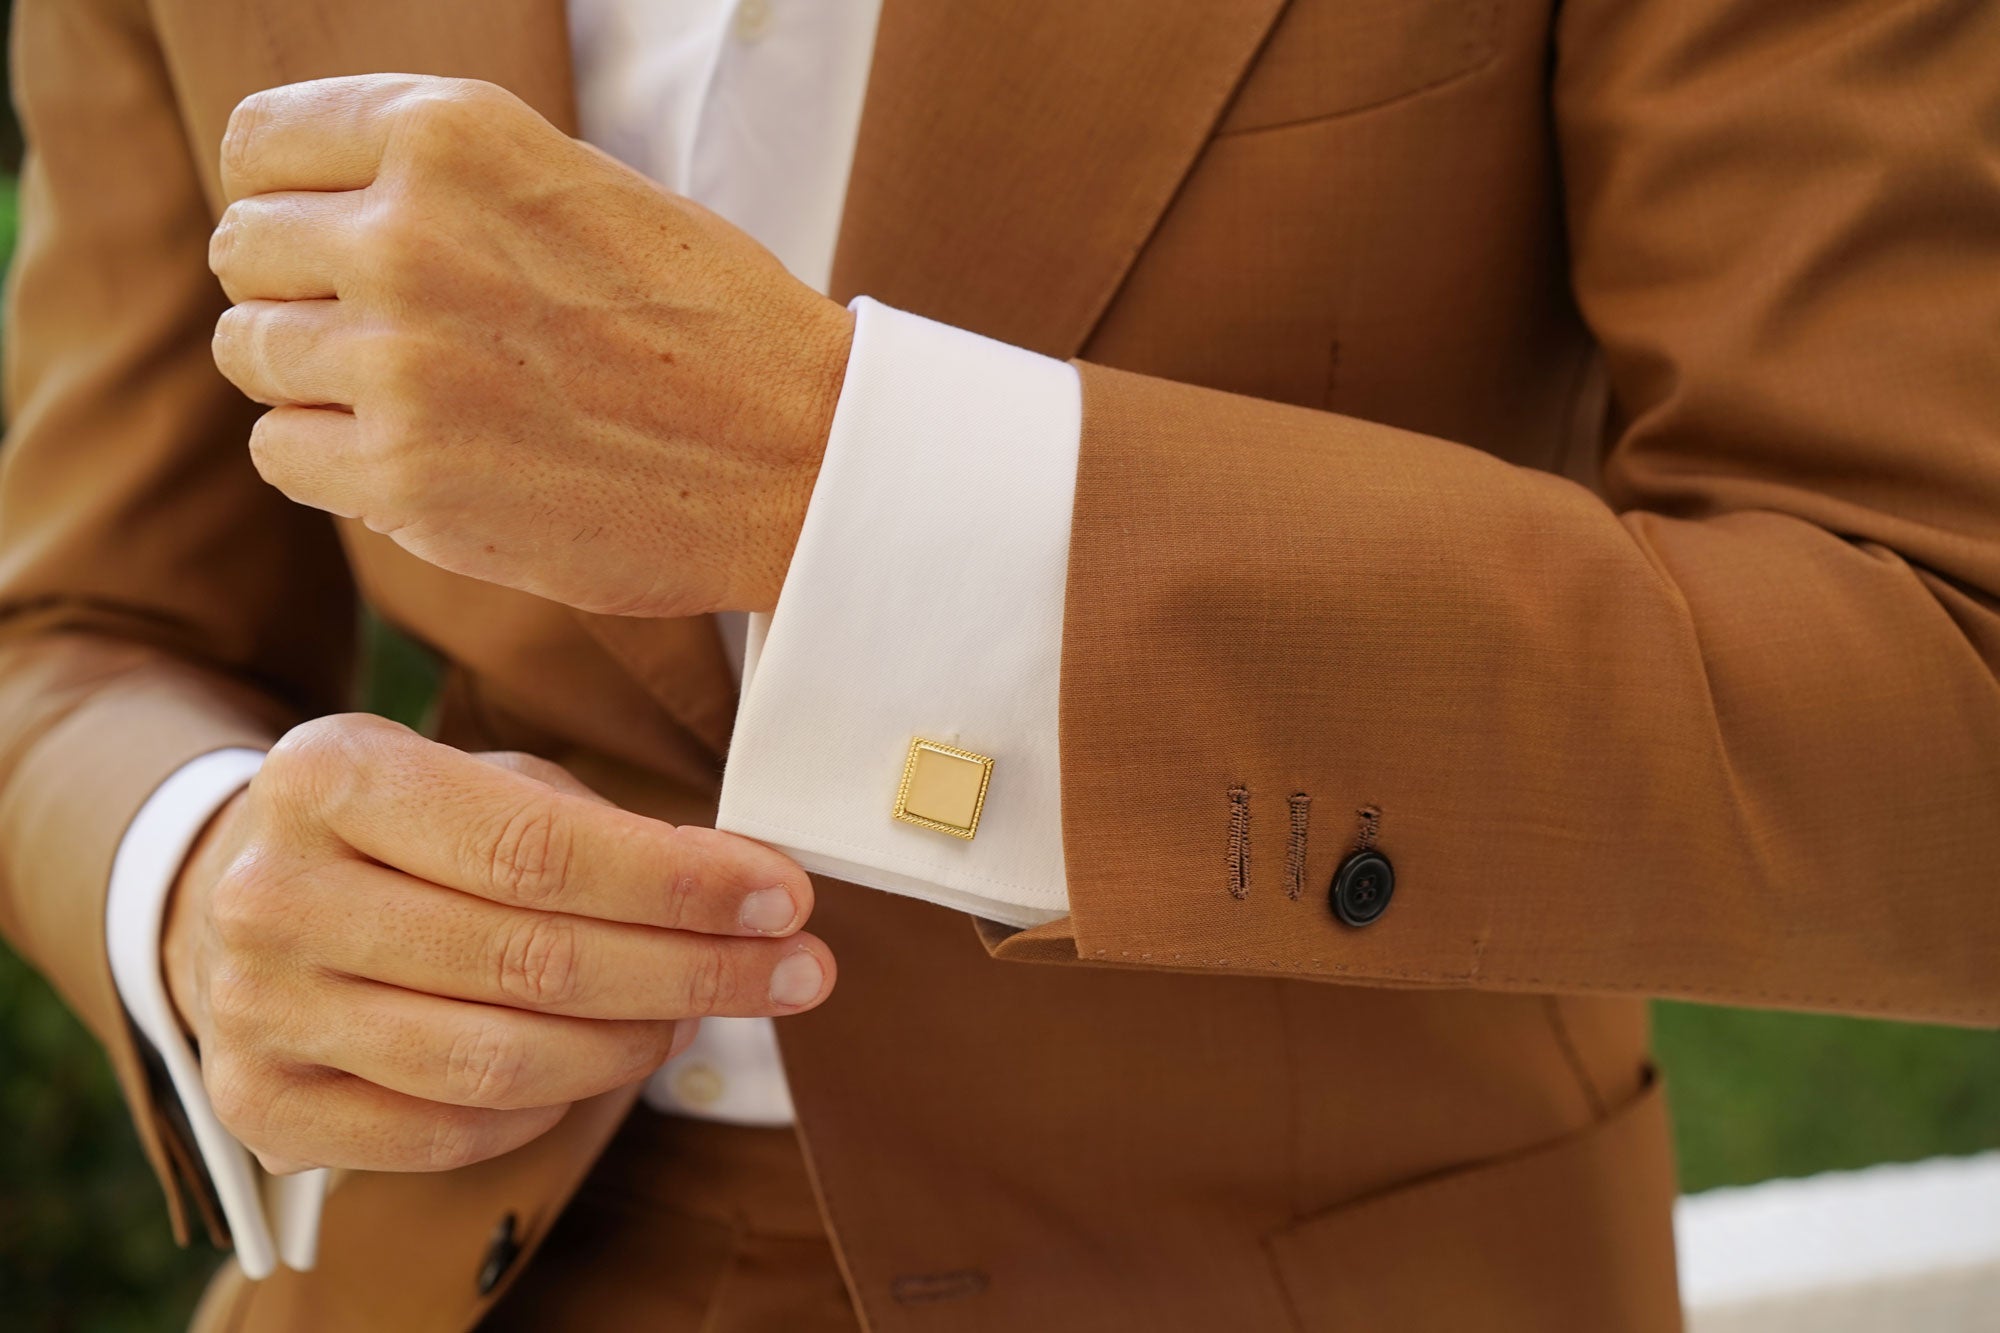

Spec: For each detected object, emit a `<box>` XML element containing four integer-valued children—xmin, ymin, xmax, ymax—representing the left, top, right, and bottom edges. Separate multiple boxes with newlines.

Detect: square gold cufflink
<box><xmin>892</xmin><ymin>738</ymin><xmax>994</xmax><ymax>840</ymax></box>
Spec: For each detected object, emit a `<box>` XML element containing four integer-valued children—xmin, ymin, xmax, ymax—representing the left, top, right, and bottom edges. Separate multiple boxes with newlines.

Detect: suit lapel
<box><xmin>830</xmin><ymin>0</ymin><xmax>1290</xmax><ymax>358</ymax></box>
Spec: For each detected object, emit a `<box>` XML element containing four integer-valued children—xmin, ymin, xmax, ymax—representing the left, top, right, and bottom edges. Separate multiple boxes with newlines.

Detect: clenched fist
<box><xmin>208</xmin><ymin>74</ymin><xmax>854</xmax><ymax>619</ymax></box>
<box><xmin>162</xmin><ymin>714</ymin><xmax>833</xmax><ymax>1174</ymax></box>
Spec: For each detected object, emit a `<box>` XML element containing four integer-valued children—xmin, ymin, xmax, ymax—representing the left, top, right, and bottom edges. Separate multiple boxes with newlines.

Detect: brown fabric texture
<box><xmin>478</xmin><ymin>1114</ymin><xmax>858</xmax><ymax>1333</ymax></box>
<box><xmin>3</xmin><ymin>0</ymin><xmax>1995</xmax><ymax>1328</ymax></box>
<box><xmin>1033</xmin><ymin>0</ymin><xmax>2000</xmax><ymax>1025</ymax></box>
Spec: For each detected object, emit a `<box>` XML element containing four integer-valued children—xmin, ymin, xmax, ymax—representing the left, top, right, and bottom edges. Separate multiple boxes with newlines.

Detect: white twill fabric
<box><xmin>720</xmin><ymin>298</ymin><xmax>1078</xmax><ymax>928</ymax></box>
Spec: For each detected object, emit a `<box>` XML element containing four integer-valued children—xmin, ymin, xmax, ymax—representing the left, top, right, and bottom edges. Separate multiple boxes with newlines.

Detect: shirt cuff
<box><xmin>717</xmin><ymin>297</ymin><xmax>1078</xmax><ymax>927</ymax></box>
<box><xmin>104</xmin><ymin>747</ymin><xmax>327</xmax><ymax>1278</ymax></box>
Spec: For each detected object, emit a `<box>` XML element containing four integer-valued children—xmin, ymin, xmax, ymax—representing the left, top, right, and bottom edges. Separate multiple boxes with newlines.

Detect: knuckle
<box><xmin>351</xmin><ymin>407</ymin><xmax>418</xmax><ymax>499</ymax></box>
<box><xmin>208</xmin><ymin>212</ymin><xmax>241</xmax><ymax>279</ymax></box>
<box><xmin>232</xmin><ymin>309</ymin><xmax>280</xmax><ymax>388</ymax></box>
<box><xmin>204</xmin><ymin>966</ymin><xmax>258</xmax><ymax>1032</ymax></box>
<box><xmin>439</xmin><ymin>78</ymin><xmax>512</xmax><ymax>117</ymax></box>
<box><xmin>268</xmin><ymin>714</ymin><xmax>356</xmax><ymax>774</ymax></box>
<box><xmin>355</xmin><ymin>352</ymin><xmax>432</xmax><ymax>459</ymax></box>
<box><xmin>353</xmin><ymin>324</ymin><xmax>411</xmax><ymax>388</ymax></box>
<box><xmin>630</xmin><ymin>1021</ymin><xmax>682</xmax><ymax>1080</ymax></box>
<box><xmin>207</xmin><ymin>865</ymin><xmax>280</xmax><ymax>953</ymax></box>
<box><xmin>388</xmin><ymin>80</ymin><xmax>527</xmax><ymax>181</ymax></box>
<box><xmin>477</xmin><ymin>750</ymin><xmax>537</xmax><ymax>776</ymax></box>
<box><xmin>657</xmin><ymin>825</ymin><xmax>708</xmax><ymax>929</ymax></box>
<box><xmin>600</xmin><ymin>1022</ymin><xmax>679</xmax><ymax>1092</ymax></box>
<box><xmin>204</xmin><ymin>1055</ymin><xmax>272</xmax><ymax>1142</ymax></box>
<box><xmin>394</xmin><ymin>85</ymin><xmax>486</xmax><ymax>156</ymax></box>
<box><xmin>496</xmin><ymin>913</ymin><xmax>582</xmax><ymax>1009</ymax></box>
<box><xmin>444</xmin><ymin>1020</ymin><xmax>525</xmax><ymax>1110</ymax></box>
<box><xmin>202</xmin><ymin>958</ymin><xmax>286</xmax><ymax>1052</ymax></box>
<box><xmin>659</xmin><ymin>866</ymin><xmax>702</xmax><ymax>932</ymax></box>
<box><xmin>373</xmin><ymin>421</ymin><xmax>444</xmax><ymax>511</ymax></box>
<box><xmin>480</xmin><ymin>799</ymin><xmax>573</xmax><ymax>909</ymax></box>
<box><xmin>678</xmin><ymin>941</ymin><xmax>729</xmax><ymax>1017</ymax></box>
<box><xmin>357</xmin><ymin>197</ymin><xmax>432</xmax><ymax>281</ymax></box>
<box><xmin>478</xmin><ymin>751</ymin><xmax>570</xmax><ymax>789</ymax></box>
<box><xmin>211</xmin><ymin>304</ymin><xmax>252</xmax><ymax>370</ymax></box>
<box><xmin>266</xmin><ymin>713</ymin><xmax>402</xmax><ymax>810</ymax></box>
<box><xmin>454</xmin><ymin>78</ymin><xmax>512</xmax><ymax>109</ymax></box>
<box><xmin>420</xmin><ymin>1108</ymin><xmax>488</xmax><ymax>1172</ymax></box>
<box><xmin>220</xmin><ymin>92</ymin><xmax>270</xmax><ymax>186</ymax></box>
<box><xmin>245</xmin><ymin>409</ymin><xmax>286</xmax><ymax>485</ymax></box>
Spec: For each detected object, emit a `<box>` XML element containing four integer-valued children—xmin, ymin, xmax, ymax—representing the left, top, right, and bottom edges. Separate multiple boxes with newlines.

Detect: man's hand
<box><xmin>208</xmin><ymin>74</ymin><xmax>855</xmax><ymax>619</ymax></box>
<box><xmin>161</xmin><ymin>714</ymin><xmax>833</xmax><ymax>1175</ymax></box>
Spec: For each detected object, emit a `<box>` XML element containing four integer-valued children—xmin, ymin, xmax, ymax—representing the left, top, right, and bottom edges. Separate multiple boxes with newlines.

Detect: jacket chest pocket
<box><xmin>1217</xmin><ymin>0</ymin><xmax>1507</xmax><ymax>134</ymax></box>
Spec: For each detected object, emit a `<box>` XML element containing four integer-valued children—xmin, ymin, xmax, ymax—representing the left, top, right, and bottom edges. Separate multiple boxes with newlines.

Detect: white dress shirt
<box><xmin>105</xmin><ymin>0</ymin><xmax>1082</xmax><ymax>1278</ymax></box>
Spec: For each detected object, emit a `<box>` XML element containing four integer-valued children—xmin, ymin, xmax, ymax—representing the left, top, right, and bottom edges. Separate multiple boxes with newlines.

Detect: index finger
<box><xmin>283</xmin><ymin>720</ymin><xmax>812</xmax><ymax>936</ymax></box>
<box><xmin>221</xmin><ymin>74</ymin><xmax>435</xmax><ymax>202</ymax></box>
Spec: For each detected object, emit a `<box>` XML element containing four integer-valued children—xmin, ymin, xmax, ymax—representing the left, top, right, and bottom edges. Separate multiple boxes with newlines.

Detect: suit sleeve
<box><xmin>0</xmin><ymin>0</ymin><xmax>356</xmax><ymax>1242</ymax></box>
<box><xmin>1004</xmin><ymin>0</ymin><xmax>2000</xmax><ymax>1025</ymax></box>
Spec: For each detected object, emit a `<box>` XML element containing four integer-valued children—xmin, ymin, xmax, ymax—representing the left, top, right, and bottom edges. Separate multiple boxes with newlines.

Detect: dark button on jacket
<box><xmin>477</xmin><ymin>1212</ymin><xmax>522</xmax><ymax>1296</ymax></box>
<box><xmin>1330</xmin><ymin>850</ymin><xmax>1395</xmax><ymax>927</ymax></box>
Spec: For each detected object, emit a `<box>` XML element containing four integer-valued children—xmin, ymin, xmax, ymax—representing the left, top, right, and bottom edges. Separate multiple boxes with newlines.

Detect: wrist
<box><xmin>802</xmin><ymin>300</ymin><xmax>857</xmax><ymax>466</ymax></box>
<box><xmin>161</xmin><ymin>787</ymin><xmax>248</xmax><ymax>1039</ymax></box>
<box><xmin>742</xmin><ymin>299</ymin><xmax>855</xmax><ymax>613</ymax></box>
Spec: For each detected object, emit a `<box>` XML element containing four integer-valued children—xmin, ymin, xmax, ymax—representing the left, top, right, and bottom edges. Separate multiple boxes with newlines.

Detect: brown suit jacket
<box><xmin>5</xmin><ymin>0</ymin><xmax>1997</xmax><ymax>1328</ymax></box>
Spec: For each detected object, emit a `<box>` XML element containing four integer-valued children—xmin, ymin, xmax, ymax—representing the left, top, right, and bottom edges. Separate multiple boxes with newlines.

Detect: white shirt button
<box><xmin>671</xmin><ymin>1060</ymin><xmax>727</xmax><ymax>1109</ymax></box>
<box><xmin>734</xmin><ymin>0</ymin><xmax>773</xmax><ymax>43</ymax></box>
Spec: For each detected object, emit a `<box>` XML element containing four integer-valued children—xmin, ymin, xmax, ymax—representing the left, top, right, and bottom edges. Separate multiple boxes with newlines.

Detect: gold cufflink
<box><xmin>893</xmin><ymin>738</ymin><xmax>994</xmax><ymax>840</ymax></box>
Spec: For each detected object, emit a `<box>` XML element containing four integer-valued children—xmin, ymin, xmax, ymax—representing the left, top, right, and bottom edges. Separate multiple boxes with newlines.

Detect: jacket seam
<box><xmin>1074</xmin><ymin>948</ymin><xmax>1998</xmax><ymax>1023</ymax></box>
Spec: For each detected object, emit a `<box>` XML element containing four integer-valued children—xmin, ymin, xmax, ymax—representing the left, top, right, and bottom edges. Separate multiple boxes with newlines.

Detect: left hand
<box><xmin>209</xmin><ymin>75</ymin><xmax>855</xmax><ymax>618</ymax></box>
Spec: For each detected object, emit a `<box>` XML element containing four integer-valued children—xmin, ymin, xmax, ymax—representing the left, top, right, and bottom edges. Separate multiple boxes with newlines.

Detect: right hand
<box><xmin>161</xmin><ymin>713</ymin><xmax>833</xmax><ymax>1175</ymax></box>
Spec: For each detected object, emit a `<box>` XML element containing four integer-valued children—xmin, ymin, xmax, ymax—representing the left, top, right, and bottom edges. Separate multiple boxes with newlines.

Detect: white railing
<box><xmin>1677</xmin><ymin>1151</ymin><xmax>2000</xmax><ymax>1331</ymax></box>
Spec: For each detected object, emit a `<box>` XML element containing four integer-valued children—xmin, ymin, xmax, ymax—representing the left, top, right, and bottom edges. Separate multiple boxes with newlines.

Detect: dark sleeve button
<box><xmin>1329</xmin><ymin>850</ymin><xmax>1394</xmax><ymax>927</ymax></box>
<box><xmin>476</xmin><ymin>1211</ymin><xmax>522</xmax><ymax>1296</ymax></box>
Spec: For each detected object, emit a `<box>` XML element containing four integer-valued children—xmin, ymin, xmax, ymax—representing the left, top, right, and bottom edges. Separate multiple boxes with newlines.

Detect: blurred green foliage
<box><xmin>0</xmin><ymin>95</ymin><xmax>1996</xmax><ymax>1333</ymax></box>
<box><xmin>1656</xmin><ymin>1001</ymin><xmax>2000</xmax><ymax>1192</ymax></box>
<box><xmin>0</xmin><ymin>954</ymin><xmax>221</xmax><ymax>1332</ymax></box>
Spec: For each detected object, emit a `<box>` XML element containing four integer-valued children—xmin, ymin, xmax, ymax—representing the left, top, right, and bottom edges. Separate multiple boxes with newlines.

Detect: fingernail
<box><xmin>739</xmin><ymin>887</ymin><xmax>797</xmax><ymax>934</ymax></box>
<box><xmin>668</xmin><ymin>1020</ymin><xmax>700</xmax><ymax>1060</ymax></box>
<box><xmin>768</xmin><ymin>951</ymin><xmax>824</xmax><ymax>1008</ymax></box>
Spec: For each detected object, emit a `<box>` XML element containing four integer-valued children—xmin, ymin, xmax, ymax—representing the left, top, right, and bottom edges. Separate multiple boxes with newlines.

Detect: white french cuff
<box><xmin>105</xmin><ymin>747</ymin><xmax>327</xmax><ymax>1278</ymax></box>
<box><xmin>717</xmin><ymin>297</ymin><xmax>1079</xmax><ymax>928</ymax></box>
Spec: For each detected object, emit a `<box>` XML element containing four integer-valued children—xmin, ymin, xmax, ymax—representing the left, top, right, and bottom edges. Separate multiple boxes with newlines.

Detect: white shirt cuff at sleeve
<box><xmin>104</xmin><ymin>747</ymin><xmax>328</xmax><ymax>1278</ymax></box>
<box><xmin>716</xmin><ymin>297</ymin><xmax>1078</xmax><ymax>928</ymax></box>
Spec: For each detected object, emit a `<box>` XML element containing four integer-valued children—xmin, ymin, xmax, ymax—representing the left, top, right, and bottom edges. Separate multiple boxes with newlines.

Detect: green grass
<box><xmin>1654</xmin><ymin>1002</ymin><xmax>2000</xmax><ymax>1193</ymax></box>
<box><xmin>0</xmin><ymin>952</ymin><xmax>222</xmax><ymax>1332</ymax></box>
